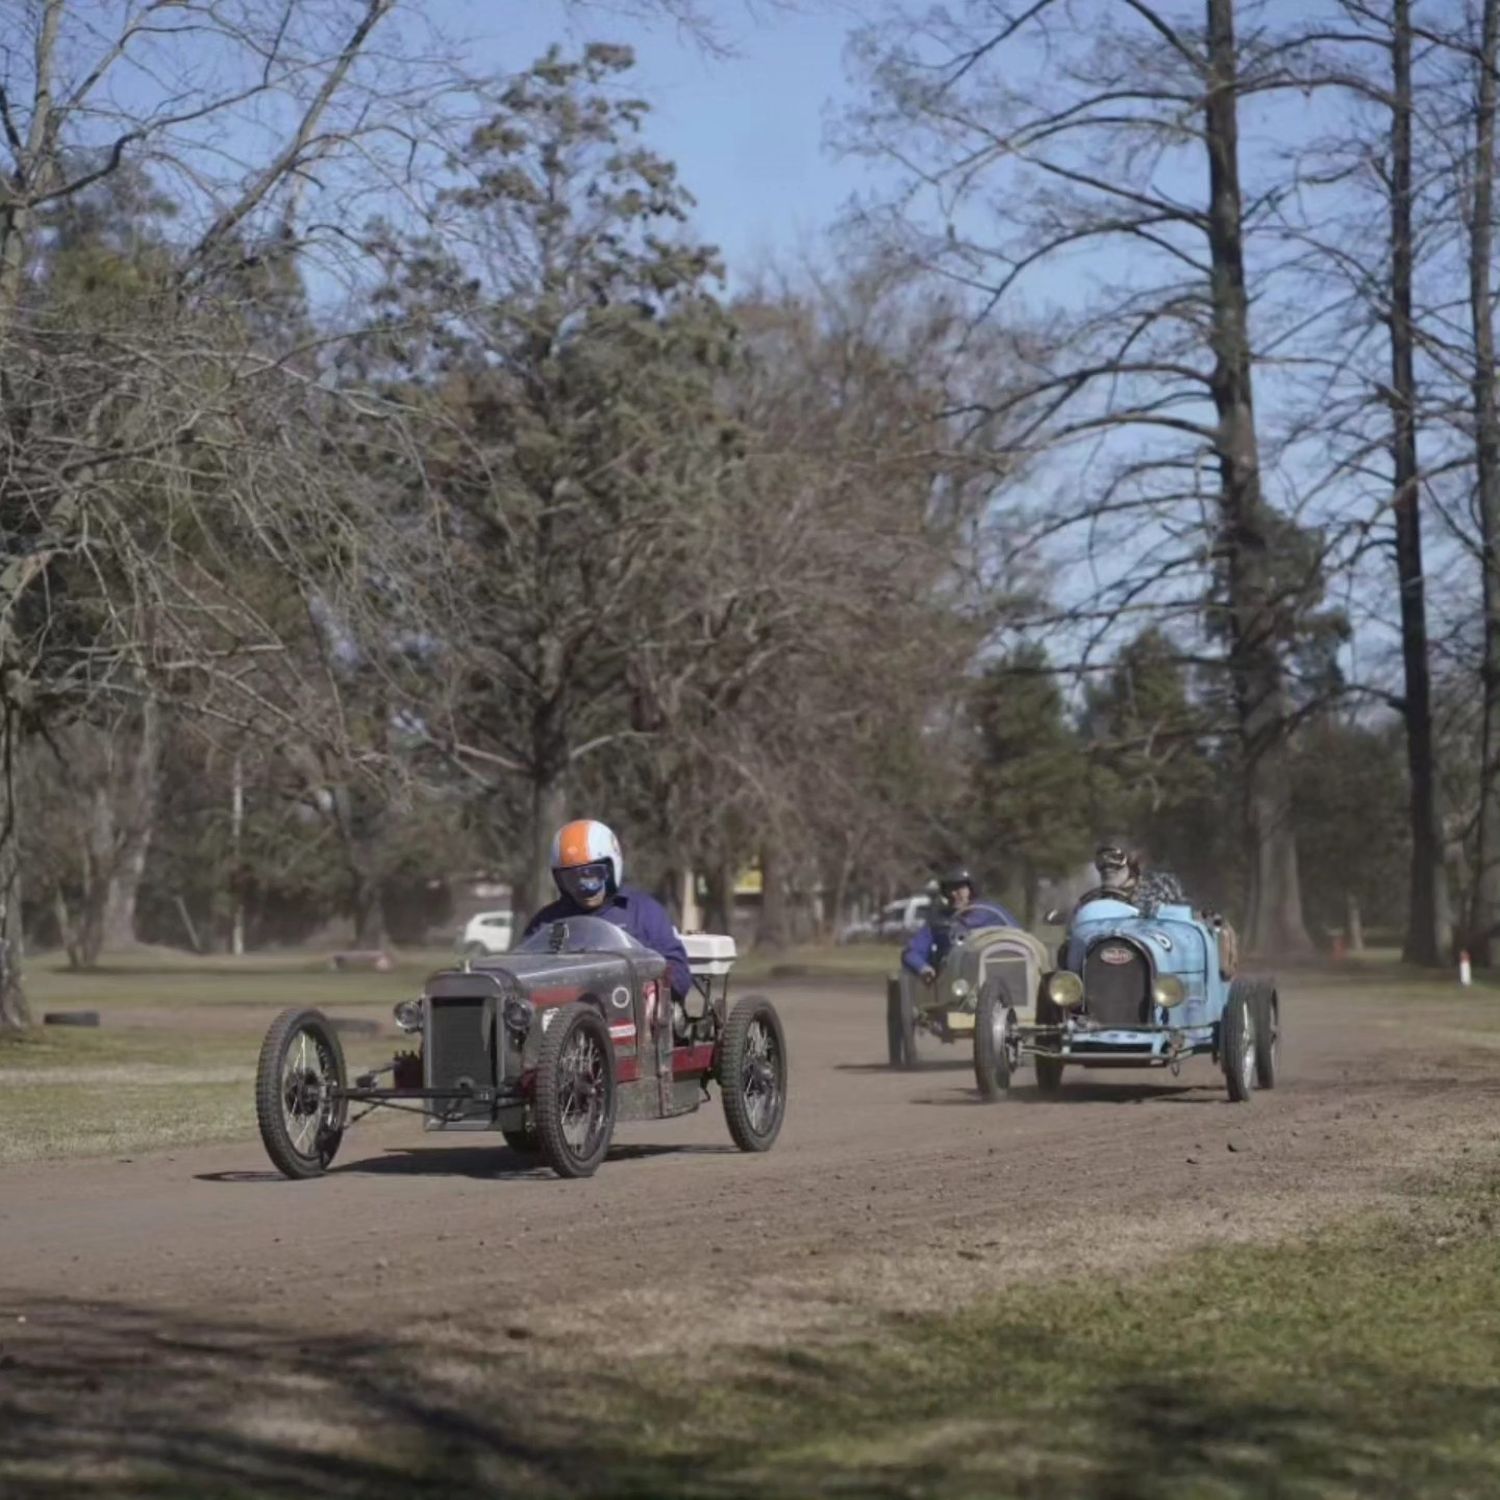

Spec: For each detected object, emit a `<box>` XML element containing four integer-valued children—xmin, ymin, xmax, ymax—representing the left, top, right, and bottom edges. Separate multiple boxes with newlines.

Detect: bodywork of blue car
<box><xmin>1039</xmin><ymin>896</ymin><xmax>1231</xmax><ymax>1070</ymax></box>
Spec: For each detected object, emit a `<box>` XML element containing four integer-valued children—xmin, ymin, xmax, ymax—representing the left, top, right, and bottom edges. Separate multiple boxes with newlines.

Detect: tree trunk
<box><xmin>758</xmin><ymin>840</ymin><xmax>791</xmax><ymax>950</ymax></box>
<box><xmin>703</xmin><ymin>859</ymin><xmax>733</xmax><ymax>935</ymax></box>
<box><xmin>677</xmin><ymin>867</ymin><xmax>701</xmax><ymax>932</ymax></box>
<box><xmin>524</xmin><ymin>765</ymin><xmax>568</xmax><ymax>920</ymax></box>
<box><xmin>1388</xmin><ymin>0</ymin><xmax>1453</xmax><ymax>967</ymax></box>
<box><xmin>1204</xmin><ymin>0</ymin><xmax>1313</xmax><ymax>958</ymax></box>
<box><xmin>1346</xmin><ymin>891</ymin><xmax>1365</xmax><ymax>954</ymax></box>
<box><xmin>0</xmin><ymin>705</ymin><xmax>29</xmax><ymax>1031</ymax></box>
<box><xmin>230</xmin><ymin>750</ymin><xmax>246</xmax><ymax>957</ymax></box>
<box><xmin>1470</xmin><ymin>0</ymin><xmax>1500</xmax><ymax>963</ymax></box>
<box><xmin>100</xmin><ymin>697</ymin><xmax>161</xmax><ymax>953</ymax></box>
<box><xmin>352</xmin><ymin>877</ymin><xmax>386</xmax><ymax>950</ymax></box>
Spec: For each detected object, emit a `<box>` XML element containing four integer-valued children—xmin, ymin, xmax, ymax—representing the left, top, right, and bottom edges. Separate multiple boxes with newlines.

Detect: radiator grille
<box><xmin>427</xmin><ymin>995</ymin><xmax>491</xmax><ymax>1122</ymax></box>
<box><xmin>982</xmin><ymin>956</ymin><xmax>1031</xmax><ymax>1010</ymax></box>
<box><xmin>1083</xmin><ymin>941</ymin><xmax>1149</xmax><ymax>1028</ymax></box>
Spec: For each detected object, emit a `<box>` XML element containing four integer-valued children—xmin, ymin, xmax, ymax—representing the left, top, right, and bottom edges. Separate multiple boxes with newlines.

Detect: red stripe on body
<box><xmin>672</xmin><ymin>1044</ymin><xmax>717</xmax><ymax>1076</ymax></box>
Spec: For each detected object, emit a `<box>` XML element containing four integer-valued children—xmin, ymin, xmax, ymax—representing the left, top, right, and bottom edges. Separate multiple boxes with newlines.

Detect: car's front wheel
<box><xmin>1221</xmin><ymin>989</ymin><xmax>1256</xmax><ymax>1103</ymax></box>
<box><xmin>973</xmin><ymin>980</ymin><xmax>1016</xmax><ymax>1101</ymax></box>
<box><xmin>255</xmin><ymin>1007</ymin><xmax>348</xmax><ymax>1180</ymax></box>
<box><xmin>721</xmin><ymin>995</ymin><xmax>788</xmax><ymax>1152</ymax></box>
<box><xmin>533</xmin><ymin>1004</ymin><xmax>617</xmax><ymax>1179</ymax></box>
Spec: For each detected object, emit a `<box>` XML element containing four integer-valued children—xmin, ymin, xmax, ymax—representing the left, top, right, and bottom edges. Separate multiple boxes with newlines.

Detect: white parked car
<box><xmin>838</xmin><ymin>894</ymin><xmax>934</xmax><ymax>944</ymax></box>
<box><xmin>460</xmin><ymin>909</ymin><xmax>515</xmax><ymax>956</ymax></box>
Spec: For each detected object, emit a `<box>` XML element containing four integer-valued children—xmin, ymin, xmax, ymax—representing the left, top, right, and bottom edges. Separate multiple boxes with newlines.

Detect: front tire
<box><xmin>534</xmin><ymin>1004</ymin><xmax>617</xmax><ymax>1179</ymax></box>
<box><xmin>721</xmin><ymin>995</ymin><xmax>788</xmax><ymax>1152</ymax></box>
<box><xmin>1234</xmin><ymin>977</ymin><xmax>1280</xmax><ymax>1089</ymax></box>
<box><xmin>1221</xmin><ymin>990</ymin><xmax>1256</xmax><ymax>1103</ymax></box>
<box><xmin>1033</xmin><ymin>994</ymin><xmax>1066</xmax><ymax>1096</ymax></box>
<box><xmin>973</xmin><ymin>981</ymin><xmax>1015</xmax><ymax>1101</ymax></box>
<box><xmin>255</xmin><ymin>1007</ymin><xmax>348</xmax><ymax>1180</ymax></box>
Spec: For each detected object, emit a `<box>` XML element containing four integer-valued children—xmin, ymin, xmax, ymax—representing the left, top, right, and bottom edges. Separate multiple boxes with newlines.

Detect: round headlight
<box><xmin>950</xmin><ymin>977</ymin><xmax>972</xmax><ymax>1001</ymax></box>
<box><xmin>503</xmin><ymin>996</ymin><xmax>534</xmax><ymax>1035</ymax></box>
<box><xmin>393</xmin><ymin>998</ymin><xmax>423</xmax><ymax>1034</ymax></box>
<box><xmin>1153</xmin><ymin>974</ymin><xmax>1187</xmax><ymax>1008</ymax></box>
<box><xmin>1045</xmin><ymin>971</ymin><xmax>1084</xmax><ymax>1009</ymax></box>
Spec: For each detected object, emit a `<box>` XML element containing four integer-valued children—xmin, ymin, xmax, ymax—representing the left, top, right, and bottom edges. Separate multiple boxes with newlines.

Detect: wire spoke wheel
<box><xmin>558</xmin><ymin>1027</ymin><xmax>609</xmax><ymax>1156</ymax></box>
<box><xmin>535</xmin><ymin>1005</ymin><xmax>617</xmax><ymax>1179</ymax></box>
<box><xmin>739</xmin><ymin>1016</ymin><xmax>783</xmax><ymax>1136</ymax></box>
<box><xmin>256</xmin><ymin>1008</ymin><xmax>348</xmax><ymax>1180</ymax></box>
<box><xmin>721</xmin><ymin>995</ymin><xmax>788</xmax><ymax>1152</ymax></box>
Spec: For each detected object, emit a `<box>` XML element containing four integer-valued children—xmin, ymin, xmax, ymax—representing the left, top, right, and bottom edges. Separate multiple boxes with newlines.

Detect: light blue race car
<box><xmin>972</xmin><ymin>895</ymin><xmax>1279</xmax><ymax>1103</ymax></box>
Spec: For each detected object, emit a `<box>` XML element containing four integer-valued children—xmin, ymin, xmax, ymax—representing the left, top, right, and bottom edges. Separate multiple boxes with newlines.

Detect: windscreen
<box><xmin>512</xmin><ymin>916</ymin><xmax>646</xmax><ymax>956</ymax></box>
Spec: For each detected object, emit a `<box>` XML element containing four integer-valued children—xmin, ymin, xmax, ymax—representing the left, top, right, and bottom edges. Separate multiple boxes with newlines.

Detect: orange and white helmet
<box><xmin>550</xmin><ymin>818</ymin><xmax>624</xmax><ymax>903</ymax></box>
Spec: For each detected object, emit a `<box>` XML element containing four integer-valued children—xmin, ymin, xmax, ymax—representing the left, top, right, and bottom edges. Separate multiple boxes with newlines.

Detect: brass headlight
<box><xmin>951</xmin><ymin>977</ymin><xmax>972</xmax><ymax>1001</ymax></box>
<box><xmin>1153</xmin><ymin>974</ymin><xmax>1187</xmax><ymax>1008</ymax></box>
<box><xmin>1045</xmin><ymin>971</ymin><xmax>1084</xmax><ymax>1009</ymax></box>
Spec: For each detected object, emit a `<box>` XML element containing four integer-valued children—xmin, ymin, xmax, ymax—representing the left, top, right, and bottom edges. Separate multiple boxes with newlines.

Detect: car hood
<box><xmin>1067</xmin><ymin>902</ymin><xmax>1213</xmax><ymax>981</ymax></box>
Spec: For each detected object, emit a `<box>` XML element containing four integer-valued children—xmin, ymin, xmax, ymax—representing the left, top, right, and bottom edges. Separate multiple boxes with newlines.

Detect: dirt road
<box><xmin>3</xmin><ymin>972</ymin><xmax>1496</xmax><ymax>1332</ymax></box>
<box><xmin>6</xmin><ymin>971</ymin><xmax>1500</xmax><ymax>1496</ymax></box>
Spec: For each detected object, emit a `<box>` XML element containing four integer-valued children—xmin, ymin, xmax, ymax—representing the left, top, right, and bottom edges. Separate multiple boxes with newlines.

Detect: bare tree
<box><xmin>845</xmin><ymin>0</ymin><xmax>1320</xmax><ymax>954</ymax></box>
<box><xmin>0</xmin><ymin>0</ymin><xmax>466</xmax><ymax>1029</ymax></box>
<box><xmin>1462</xmin><ymin>0</ymin><xmax>1500</xmax><ymax>960</ymax></box>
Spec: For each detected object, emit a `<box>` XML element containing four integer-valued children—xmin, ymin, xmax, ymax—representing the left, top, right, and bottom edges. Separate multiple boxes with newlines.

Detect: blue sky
<box><xmin>429</xmin><ymin>2</ymin><xmax>882</xmax><ymax>281</ymax></box>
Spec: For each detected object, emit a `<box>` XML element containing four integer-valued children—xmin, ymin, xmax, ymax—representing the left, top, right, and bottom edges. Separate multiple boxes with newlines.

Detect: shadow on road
<box><xmin>2</xmin><ymin>1283</ymin><xmax>1490</xmax><ymax>1499</ymax></box>
<box><xmin>833</xmin><ymin>1059</ymin><xmax>972</xmax><ymax>1075</ymax></box>
<box><xmin>194</xmin><ymin>1140</ymin><xmax>738</xmax><ymax>1187</ymax></box>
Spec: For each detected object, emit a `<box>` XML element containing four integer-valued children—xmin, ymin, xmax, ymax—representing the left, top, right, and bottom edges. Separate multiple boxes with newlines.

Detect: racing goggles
<box><xmin>556</xmin><ymin>861</ymin><xmax>611</xmax><ymax>904</ymax></box>
<box><xmin>1095</xmin><ymin>845</ymin><xmax>1130</xmax><ymax>870</ymax></box>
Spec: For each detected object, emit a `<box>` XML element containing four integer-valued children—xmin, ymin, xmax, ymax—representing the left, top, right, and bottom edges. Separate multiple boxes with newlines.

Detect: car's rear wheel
<box><xmin>255</xmin><ymin>1007</ymin><xmax>348</xmax><ymax>1180</ymax></box>
<box><xmin>886</xmin><ymin>976</ymin><xmax>919</xmax><ymax>1070</ymax></box>
<box><xmin>534</xmin><ymin>1004</ymin><xmax>616</xmax><ymax>1179</ymax></box>
<box><xmin>1221</xmin><ymin>989</ymin><xmax>1256</xmax><ymax>1103</ymax></box>
<box><xmin>721</xmin><ymin>995</ymin><xmax>788</xmax><ymax>1152</ymax></box>
<box><xmin>885</xmin><ymin>977</ymin><xmax>907</xmax><ymax>1067</ymax></box>
<box><xmin>973</xmin><ymin>980</ymin><xmax>1015</xmax><ymax>1101</ymax></box>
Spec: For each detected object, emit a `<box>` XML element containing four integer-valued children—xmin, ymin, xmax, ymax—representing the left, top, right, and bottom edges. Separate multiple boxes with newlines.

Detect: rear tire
<box><xmin>255</xmin><ymin>1007</ymin><xmax>348</xmax><ymax>1180</ymax></box>
<box><xmin>886</xmin><ymin>976</ymin><xmax>906</xmax><ymax>1067</ymax></box>
<box><xmin>973</xmin><ymin>981</ymin><xmax>1014</xmax><ymax>1101</ymax></box>
<box><xmin>721</xmin><ymin>995</ymin><xmax>788</xmax><ymax>1152</ymax></box>
<box><xmin>887</xmin><ymin>976</ymin><xmax>919</xmax><ymax>1070</ymax></box>
<box><xmin>534</xmin><ymin>1004</ymin><xmax>616</xmax><ymax>1179</ymax></box>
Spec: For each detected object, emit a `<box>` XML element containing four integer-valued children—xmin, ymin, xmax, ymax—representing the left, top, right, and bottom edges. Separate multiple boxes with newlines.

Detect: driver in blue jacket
<box><xmin>902</xmin><ymin>866</ymin><xmax>1018</xmax><ymax>985</ymax></box>
<box><xmin>523</xmin><ymin>818</ymin><xmax>694</xmax><ymax>999</ymax></box>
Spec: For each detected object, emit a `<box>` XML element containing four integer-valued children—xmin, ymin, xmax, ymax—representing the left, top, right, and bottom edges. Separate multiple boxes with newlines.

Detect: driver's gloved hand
<box><xmin>919</xmin><ymin>965</ymin><xmax>937</xmax><ymax>985</ymax></box>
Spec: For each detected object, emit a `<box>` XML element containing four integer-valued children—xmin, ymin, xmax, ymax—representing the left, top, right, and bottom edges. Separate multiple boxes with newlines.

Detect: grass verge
<box><xmin>0</xmin><ymin>1010</ymin><xmax>392</xmax><ymax>1165</ymax></box>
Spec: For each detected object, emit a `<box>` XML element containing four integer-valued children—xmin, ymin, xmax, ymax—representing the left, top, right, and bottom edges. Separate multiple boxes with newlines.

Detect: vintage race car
<box><xmin>886</xmin><ymin>921</ymin><xmax>1050</xmax><ymax>1071</ymax></box>
<box><xmin>254</xmin><ymin>917</ymin><xmax>788</xmax><ymax>1180</ymax></box>
<box><xmin>971</xmin><ymin>894</ymin><xmax>1278</xmax><ymax>1103</ymax></box>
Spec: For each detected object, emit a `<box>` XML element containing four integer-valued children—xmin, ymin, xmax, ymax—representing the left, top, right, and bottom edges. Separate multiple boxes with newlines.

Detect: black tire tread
<box><xmin>255</xmin><ymin>1006</ymin><xmax>347</xmax><ymax>1180</ymax></box>
<box><xmin>1221</xmin><ymin>989</ymin><xmax>1254</xmax><ymax>1103</ymax></box>
<box><xmin>1234</xmin><ymin>975</ymin><xmax>1279</xmax><ymax>1090</ymax></box>
<box><xmin>1033</xmin><ymin>994</ymin><xmax>1065</xmax><ymax>1096</ymax></box>
<box><xmin>533</xmin><ymin>1004</ymin><xmax>616</xmax><ymax>1179</ymax></box>
<box><xmin>720</xmin><ymin>994</ymin><xmax>788</xmax><ymax>1153</ymax></box>
<box><xmin>973</xmin><ymin>980</ymin><xmax>1013</xmax><ymax>1102</ymax></box>
<box><xmin>886</xmin><ymin>977</ymin><xmax>906</xmax><ymax>1068</ymax></box>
